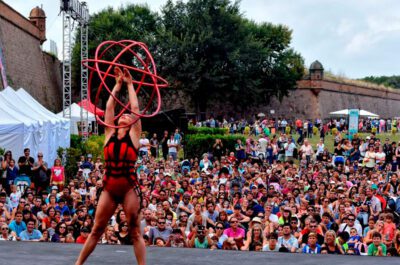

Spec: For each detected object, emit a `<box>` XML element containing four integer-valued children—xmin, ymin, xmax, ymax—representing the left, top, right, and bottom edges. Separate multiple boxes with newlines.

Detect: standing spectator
<box><xmin>5</xmin><ymin>159</ymin><xmax>18</xmax><ymax>195</ymax></box>
<box><xmin>17</xmin><ymin>148</ymin><xmax>34</xmax><ymax>179</ymax></box>
<box><xmin>139</xmin><ymin>133</ymin><xmax>150</xmax><ymax>158</ymax></box>
<box><xmin>32</xmin><ymin>152</ymin><xmax>49</xmax><ymax>193</ymax></box>
<box><xmin>160</xmin><ymin>131</ymin><xmax>169</xmax><ymax>160</ymax></box>
<box><xmin>149</xmin><ymin>133</ymin><xmax>159</xmax><ymax>158</ymax></box>
<box><xmin>235</xmin><ymin>139</ymin><xmax>246</xmax><ymax>162</ymax></box>
<box><xmin>284</xmin><ymin>138</ymin><xmax>296</xmax><ymax>162</ymax></box>
<box><xmin>167</xmin><ymin>134</ymin><xmax>179</xmax><ymax>161</ymax></box>
<box><xmin>50</xmin><ymin>158</ymin><xmax>65</xmax><ymax>191</ymax></box>
<box><xmin>20</xmin><ymin>219</ymin><xmax>42</xmax><ymax>241</ymax></box>
<box><xmin>212</xmin><ymin>139</ymin><xmax>224</xmax><ymax>161</ymax></box>
<box><xmin>1</xmin><ymin>151</ymin><xmax>13</xmax><ymax>192</ymax></box>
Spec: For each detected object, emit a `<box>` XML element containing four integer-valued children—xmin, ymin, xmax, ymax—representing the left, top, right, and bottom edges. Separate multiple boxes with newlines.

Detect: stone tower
<box><xmin>29</xmin><ymin>6</ymin><xmax>46</xmax><ymax>44</ymax></box>
<box><xmin>309</xmin><ymin>60</ymin><xmax>324</xmax><ymax>80</ymax></box>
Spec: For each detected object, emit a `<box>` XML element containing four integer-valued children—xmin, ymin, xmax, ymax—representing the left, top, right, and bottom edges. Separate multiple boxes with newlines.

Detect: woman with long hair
<box><xmin>321</xmin><ymin>230</ymin><xmax>344</xmax><ymax>254</ymax></box>
<box><xmin>51</xmin><ymin>222</ymin><xmax>68</xmax><ymax>243</ymax></box>
<box><xmin>241</xmin><ymin>223</ymin><xmax>266</xmax><ymax>251</ymax></box>
<box><xmin>76</xmin><ymin>67</ymin><xmax>145</xmax><ymax>265</ymax></box>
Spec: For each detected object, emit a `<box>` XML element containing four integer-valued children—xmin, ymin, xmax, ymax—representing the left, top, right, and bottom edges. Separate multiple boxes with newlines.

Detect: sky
<box><xmin>4</xmin><ymin>0</ymin><xmax>400</xmax><ymax>78</ymax></box>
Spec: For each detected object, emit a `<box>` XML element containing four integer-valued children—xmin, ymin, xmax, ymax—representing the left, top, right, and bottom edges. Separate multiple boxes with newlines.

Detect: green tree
<box><xmin>156</xmin><ymin>0</ymin><xmax>304</xmax><ymax>113</ymax></box>
<box><xmin>360</xmin><ymin>75</ymin><xmax>400</xmax><ymax>89</ymax></box>
<box><xmin>72</xmin><ymin>0</ymin><xmax>304</xmax><ymax>115</ymax></box>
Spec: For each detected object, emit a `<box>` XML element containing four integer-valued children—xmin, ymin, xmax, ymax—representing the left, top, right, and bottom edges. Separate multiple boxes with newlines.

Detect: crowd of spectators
<box><xmin>1</xmin><ymin>124</ymin><xmax>400</xmax><ymax>257</ymax></box>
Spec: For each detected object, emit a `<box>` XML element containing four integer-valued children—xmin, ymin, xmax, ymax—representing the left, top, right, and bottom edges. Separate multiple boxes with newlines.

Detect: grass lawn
<box><xmin>303</xmin><ymin>132</ymin><xmax>400</xmax><ymax>152</ymax></box>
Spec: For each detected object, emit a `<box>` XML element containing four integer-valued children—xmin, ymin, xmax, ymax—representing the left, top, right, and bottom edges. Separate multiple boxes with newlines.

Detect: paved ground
<box><xmin>0</xmin><ymin>241</ymin><xmax>399</xmax><ymax>265</ymax></box>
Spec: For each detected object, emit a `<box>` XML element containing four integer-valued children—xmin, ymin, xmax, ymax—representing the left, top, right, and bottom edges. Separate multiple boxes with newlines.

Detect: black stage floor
<box><xmin>0</xmin><ymin>241</ymin><xmax>399</xmax><ymax>265</ymax></box>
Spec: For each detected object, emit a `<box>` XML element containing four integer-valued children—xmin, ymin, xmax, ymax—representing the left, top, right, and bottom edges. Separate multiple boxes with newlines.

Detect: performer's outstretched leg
<box><xmin>123</xmin><ymin>189</ymin><xmax>146</xmax><ymax>265</ymax></box>
<box><xmin>75</xmin><ymin>191</ymin><xmax>118</xmax><ymax>265</ymax></box>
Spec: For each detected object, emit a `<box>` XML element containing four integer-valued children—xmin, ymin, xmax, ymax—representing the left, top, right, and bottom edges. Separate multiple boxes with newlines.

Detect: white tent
<box><xmin>329</xmin><ymin>109</ymin><xmax>379</xmax><ymax>117</ymax></box>
<box><xmin>57</xmin><ymin>103</ymin><xmax>96</xmax><ymax>135</ymax></box>
<box><xmin>0</xmin><ymin>86</ymin><xmax>70</xmax><ymax>165</ymax></box>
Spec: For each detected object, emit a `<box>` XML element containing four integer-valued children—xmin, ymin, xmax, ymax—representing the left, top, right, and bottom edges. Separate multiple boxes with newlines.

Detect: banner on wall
<box><xmin>349</xmin><ymin>109</ymin><xmax>359</xmax><ymax>139</ymax></box>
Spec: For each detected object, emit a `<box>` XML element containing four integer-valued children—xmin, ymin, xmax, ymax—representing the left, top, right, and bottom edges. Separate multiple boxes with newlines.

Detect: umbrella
<box><xmin>329</xmin><ymin>109</ymin><xmax>379</xmax><ymax>117</ymax></box>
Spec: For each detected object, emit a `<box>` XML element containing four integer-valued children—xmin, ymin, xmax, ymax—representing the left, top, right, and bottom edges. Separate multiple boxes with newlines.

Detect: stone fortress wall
<box><xmin>0</xmin><ymin>1</ymin><xmax>62</xmax><ymax>112</ymax></box>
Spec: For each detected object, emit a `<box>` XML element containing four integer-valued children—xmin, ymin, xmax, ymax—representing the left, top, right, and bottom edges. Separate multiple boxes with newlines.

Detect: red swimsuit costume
<box><xmin>103</xmin><ymin>131</ymin><xmax>141</xmax><ymax>204</ymax></box>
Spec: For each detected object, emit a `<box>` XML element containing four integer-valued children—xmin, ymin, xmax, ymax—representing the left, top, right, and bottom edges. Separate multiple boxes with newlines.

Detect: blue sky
<box><xmin>5</xmin><ymin>0</ymin><xmax>400</xmax><ymax>78</ymax></box>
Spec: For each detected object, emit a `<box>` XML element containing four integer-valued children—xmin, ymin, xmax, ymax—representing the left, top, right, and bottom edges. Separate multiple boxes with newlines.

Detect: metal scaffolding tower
<box><xmin>60</xmin><ymin>0</ymin><xmax>89</xmax><ymax>140</ymax></box>
<box><xmin>62</xmin><ymin>12</ymin><xmax>72</xmax><ymax>119</ymax></box>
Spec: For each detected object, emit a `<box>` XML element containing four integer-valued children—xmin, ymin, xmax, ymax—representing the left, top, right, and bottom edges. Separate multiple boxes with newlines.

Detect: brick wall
<box><xmin>0</xmin><ymin>4</ymin><xmax>62</xmax><ymax>112</ymax></box>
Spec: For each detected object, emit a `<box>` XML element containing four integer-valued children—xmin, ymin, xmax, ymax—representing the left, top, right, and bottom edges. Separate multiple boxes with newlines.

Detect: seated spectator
<box><xmin>76</xmin><ymin>226</ymin><xmax>90</xmax><ymax>244</ymax></box>
<box><xmin>302</xmin><ymin>232</ymin><xmax>322</xmax><ymax>254</ymax></box>
<box><xmin>262</xmin><ymin>232</ymin><xmax>281</xmax><ymax>252</ymax></box>
<box><xmin>368</xmin><ymin>232</ymin><xmax>387</xmax><ymax>256</ymax></box>
<box><xmin>223</xmin><ymin>217</ymin><xmax>245</xmax><ymax>250</ymax></box>
<box><xmin>20</xmin><ymin>219</ymin><xmax>42</xmax><ymax>241</ymax></box>
<box><xmin>101</xmin><ymin>225</ymin><xmax>120</xmax><ymax>245</ymax></box>
<box><xmin>0</xmin><ymin>224</ymin><xmax>16</xmax><ymax>241</ymax></box>
<box><xmin>149</xmin><ymin>217</ymin><xmax>172</xmax><ymax>245</ymax></box>
<box><xmin>51</xmin><ymin>222</ymin><xmax>68</xmax><ymax>243</ymax></box>
<box><xmin>8</xmin><ymin>211</ymin><xmax>26</xmax><ymax>239</ymax></box>
<box><xmin>117</xmin><ymin>221</ymin><xmax>131</xmax><ymax>245</ymax></box>
<box><xmin>188</xmin><ymin>225</ymin><xmax>212</xmax><ymax>249</ymax></box>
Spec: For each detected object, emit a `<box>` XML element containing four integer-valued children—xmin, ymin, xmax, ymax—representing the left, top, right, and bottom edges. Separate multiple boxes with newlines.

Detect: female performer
<box><xmin>76</xmin><ymin>67</ymin><xmax>145</xmax><ymax>265</ymax></box>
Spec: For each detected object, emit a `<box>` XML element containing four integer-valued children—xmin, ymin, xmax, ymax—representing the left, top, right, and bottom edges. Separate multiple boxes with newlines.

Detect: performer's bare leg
<box><xmin>75</xmin><ymin>191</ymin><xmax>117</xmax><ymax>265</ymax></box>
<box><xmin>123</xmin><ymin>189</ymin><xmax>146</xmax><ymax>265</ymax></box>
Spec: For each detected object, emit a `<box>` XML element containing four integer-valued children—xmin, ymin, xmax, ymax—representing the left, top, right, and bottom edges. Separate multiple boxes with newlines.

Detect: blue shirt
<box><xmin>302</xmin><ymin>244</ymin><xmax>321</xmax><ymax>254</ymax></box>
<box><xmin>20</xmin><ymin>229</ymin><xmax>42</xmax><ymax>241</ymax></box>
<box><xmin>8</xmin><ymin>220</ymin><xmax>26</xmax><ymax>236</ymax></box>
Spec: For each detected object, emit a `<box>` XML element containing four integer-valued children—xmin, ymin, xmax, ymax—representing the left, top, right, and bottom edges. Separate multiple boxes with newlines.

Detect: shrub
<box><xmin>56</xmin><ymin>134</ymin><xmax>105</xmax><ymax>180</ymax></box>
<box><xmin>313</xmin><ymin>126</ymin><xmax>319</xmax><ymax>136</ymax></box>
<box><xmin>392</xmin><ymin>127</ymin><xmax>397</xmax><ymax>134</ymax></box>
<box><xmin>187</xmin><ymin>126</ymin><xmax>228</xmax><ymax>135</ymax></box>
<box><xmin>371</xmin><ymin>127</ymin><xmax>377</xmax><ymax>134</ymax></box>
<box><xmin>184</xmin><ymin>134</ymin><xmax>245</xmax><ymax>159</ymax></box>
<box><xmin>285</xmin><ymin>126</ymin><xmax>291</xmax><ymax>135</ymax></box>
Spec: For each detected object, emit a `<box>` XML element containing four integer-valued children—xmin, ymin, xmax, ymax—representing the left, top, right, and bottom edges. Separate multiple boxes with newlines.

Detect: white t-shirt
<box><xmin>258</xmin><ymin>138</ymin><xmax>268</xmax><ymax>153</ymax></box>
<box><xmin>139</xmin><ymin>138</ymin><xmax>150</xmax><ymax>152</ymax></box>
<box><xmin>167</xmin><ymin>139</ymin><xmax>178</xmax><ymax>153</ymax></box>
<box><xmin>9</xmin><ymin>191</ymin><xmax>21</xmax><ymax>209</ymax></box>
<box><xmin>284</xmin><ymin>142</ymin><xmax>296</xmax><ymax>157</ymax></box>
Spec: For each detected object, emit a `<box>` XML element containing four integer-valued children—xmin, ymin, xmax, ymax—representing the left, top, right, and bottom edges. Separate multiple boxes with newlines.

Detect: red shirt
<box><xmin>76</xmin><ymin>236</ymin><xmax>87</xmax><ymax>244</ymax></box>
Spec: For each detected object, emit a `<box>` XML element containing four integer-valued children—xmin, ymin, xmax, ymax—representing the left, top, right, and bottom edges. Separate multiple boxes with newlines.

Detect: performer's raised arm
<box><xmin>123</xmin><ymin>68</ymin><xmax>141</xmax><ymax>148</ymax></box>
<box><xmin>104</xmin><ymin>67</ymin><xmax>123</xmax><ymax>137</ymax></box>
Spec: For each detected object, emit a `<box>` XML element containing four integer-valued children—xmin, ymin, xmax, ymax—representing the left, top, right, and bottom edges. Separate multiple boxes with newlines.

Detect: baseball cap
<box><xmin>371</xmin><ymin>184</ymin><xmax>378</xmax><ymax>190</ymax></box>
<box><xmin>51</xmin><ymin>186</ymin><xmax>58</xmax><ymax>190</ymax></box>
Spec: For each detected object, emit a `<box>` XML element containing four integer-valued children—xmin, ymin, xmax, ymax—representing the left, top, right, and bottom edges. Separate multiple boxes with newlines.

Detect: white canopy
<box><xmin>329</xmin><ymin>109</ymin><xmax>379</xmax><ymax>117</ymax></box>
<box><xmin>57</xmin><ymin>103</ymin><xmax>96</xmax><ymax>135</ymax></box>
<box><xmin>0</xmin><ymin>87</ymin><xmax>70</xmax><ymax>165</ymax></box>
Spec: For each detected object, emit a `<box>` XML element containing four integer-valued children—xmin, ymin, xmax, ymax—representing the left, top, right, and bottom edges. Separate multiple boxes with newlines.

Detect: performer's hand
<box><xmin>114</xmin><ymin>67</ymin><xmax>123</xmax><ymax>86</ymax></box>
<box><xmin>123</xmin><ymin>68</ymin><xmax>133</xmax><ymax>84</ymax></box>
